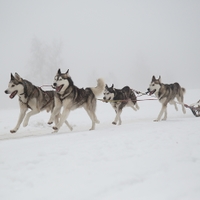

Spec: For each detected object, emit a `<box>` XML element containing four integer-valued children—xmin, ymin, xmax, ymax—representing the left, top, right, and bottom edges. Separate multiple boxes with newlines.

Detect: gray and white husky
<box><xmin>4</xmin><ymin>73</ymin><xmax>71</xmax><ymax>133</ymax></box>
<box><xmin>147</xmin><ymin>75</ymin><xmax>186</xmax><ymax>121</ymax></box>
<box><xmin>103</xmin><ymin>84</ymin><xmax>139</xmax><ymax>125</ymax></box>
<box><xmin>48</xmin><ymin>69</ymin><xmax>105</xmax><ymax>132</ymax></box>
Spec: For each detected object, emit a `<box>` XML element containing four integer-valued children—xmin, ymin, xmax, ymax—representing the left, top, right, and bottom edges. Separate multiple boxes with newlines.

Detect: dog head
<box><xmin>147</xmin><ymin>76</ymin><xmax>161</xmax><ymax>95</ymax></box>
<box><xmin>53</xmin><ymin>69</ymin><xmax>72</xmax><ymax>94</ymax></box>
<box><xmin>4</xmin><ymin>73</ymin><xmax>24</xmax><ymax>99</ymax></box>
<box><xmin>103</xmin><ymin>84</ymin><xmax>115</xmax><ymax>102</ymax></box>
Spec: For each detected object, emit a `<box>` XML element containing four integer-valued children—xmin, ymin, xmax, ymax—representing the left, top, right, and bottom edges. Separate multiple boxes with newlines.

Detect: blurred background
<box><xmin>1</xmin><ymin>0</ymin><xmax>200</xmax><ymax>109</ymax></box>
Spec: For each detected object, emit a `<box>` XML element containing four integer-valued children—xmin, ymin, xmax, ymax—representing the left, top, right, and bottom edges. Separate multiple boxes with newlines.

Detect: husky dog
<box><xmin>147</xmin><ymin>76</ymin><xmax>186</xmax><ymax>121</ymax></box>
<box><xmin>103</xmin><ymin>84</ymin><xmax>139</xmax><ymax>125</ymax></box>
<box><xmin>48</xmin><ymin>69</ymin><xmax>105</xmax><ymax>132</ymax></box>
<box><xmin>4</xmin><ymin>73</ymin><xmax>71</xmax><ymax>133</ymax></box>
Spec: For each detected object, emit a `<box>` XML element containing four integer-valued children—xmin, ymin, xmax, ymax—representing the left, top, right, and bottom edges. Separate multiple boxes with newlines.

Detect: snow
<box><xmin>0</xmin><ymin>89</ymin><xmax>200</xmax><ymax>200</ymax></box>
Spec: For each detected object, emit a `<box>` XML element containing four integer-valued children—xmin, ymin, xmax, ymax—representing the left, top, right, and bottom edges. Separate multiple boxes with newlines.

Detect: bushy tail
<box><xmin>182</xmin><ymin>87</ymin><xmax>186</xmax><ymax>94</ymax></box>
<box><xmin>91</xmin><ymin>78</ymin><xmax>105</xmax><ymax>97</ymax></box>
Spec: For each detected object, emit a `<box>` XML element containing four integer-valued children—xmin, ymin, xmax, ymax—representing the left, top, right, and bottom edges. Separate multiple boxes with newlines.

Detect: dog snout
<box><xmin>4</xmin><ymin>90</ymin><xmax>8</xmax><ymax>94</ymax></box>
<box><xmin>146</xmin><ymin>88</ymin><xmax>150</xmax><ymax>94</ymax></box>
<box><xmin>53</xmin><ymin>83</ymin><xmax>57</xmax><ymax>87</ymax></box>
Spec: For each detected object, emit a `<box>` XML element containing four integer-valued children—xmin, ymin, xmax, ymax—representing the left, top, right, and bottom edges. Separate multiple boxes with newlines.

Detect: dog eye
<box><xmin>11</xmin><ymin>84</ymin><xmax>15</xmax><ymax>87</ymax></box>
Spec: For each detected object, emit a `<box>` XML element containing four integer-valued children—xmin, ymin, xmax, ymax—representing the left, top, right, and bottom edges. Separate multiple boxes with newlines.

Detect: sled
<box><xmin>184</xmin><ymin>100</ymin><xmax>200</xmax><ymax>117</ymax></box>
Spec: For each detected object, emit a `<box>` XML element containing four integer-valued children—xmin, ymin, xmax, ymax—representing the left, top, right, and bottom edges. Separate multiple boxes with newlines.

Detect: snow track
<box><xmin>0</xmin><ymin>90</ymin><xmax>200</xmax><ymax>200</ymax></box>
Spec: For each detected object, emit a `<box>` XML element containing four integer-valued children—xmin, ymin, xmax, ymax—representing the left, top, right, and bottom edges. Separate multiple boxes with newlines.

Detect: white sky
<box><xmin>1</xmin><ymin>0</ymin><xmax>200</xmax><ymax>109</ymax></box>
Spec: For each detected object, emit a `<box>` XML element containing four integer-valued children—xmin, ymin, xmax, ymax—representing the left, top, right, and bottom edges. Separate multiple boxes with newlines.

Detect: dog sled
<box><xmin>184</xmin><ymin>100</ymin><xmax>200</xmax><ymax>117</ymax></box>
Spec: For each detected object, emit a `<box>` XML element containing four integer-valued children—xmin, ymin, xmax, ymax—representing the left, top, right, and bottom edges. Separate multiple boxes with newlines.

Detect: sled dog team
<box><xmin>4</xmin><ymin>69</ymin><xmax>186</xmax><ymax>133</ymax></box>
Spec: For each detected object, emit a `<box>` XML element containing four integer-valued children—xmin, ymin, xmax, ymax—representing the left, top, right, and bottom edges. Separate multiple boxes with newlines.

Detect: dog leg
<box><xmin>53</xmin><ymin>108</ymin><xmax>70</xmax><ymax>131</ymax></box>
<box><xmin>48</xmin><ymin>97</ymin><xmax>62</xmax><ymax>125</ymax></box>
<box><xmin>155</xmin><ymin>105</ymin><xmax>167</xmax><ymax>121</ymax></box>
<box><xmin>131</xmin><ymin>105</ymin><xmax>138</xmax><ymax>111</ymax></box>
<box><xmin>54</xmin><ymin>113</ymin><xmax>60</xmax><ymax>126</ymax></box>
<box><xmin>118</xmin><ymin>116</ymin><xmax>122</xmax><ymax>125</ymax></box>
<box><xmin>179</xmin><ymin>102</ymin><xmax>186</xmax><ymax>114</ymax></box>
<box><xmin>94</xmin><ymin>113</ymin><xmax>100</xmax><ymax>124</ymax></box>
<box><xmin>113</xmin><ymin>109</ymin><xmax>122</xmax><ymax>125</ymax></box>
<box><xmin>176</xmin><ymin>96</ymin><xmax>186</xmax><ymax>114</ymax></box>
<box><xmin>135</xmin><ymin>102</ymin><xmax>140</xmax><ymax>110</ymax></box>
<box><xmin>130</xmin><ymin>103</ymin><xmax>137</xmax><ymax>111</ymax></box>
<box><xmin>174</xmin><ymin>102</ymin><xmax>178</xmax><ymax>111</ymax></box>
<box><xmin>112</xmin><ymin>110</ymin><xmax>117</xmax><ymax>125</ymax></box>
<box><xmin>169</xmin><ymin>100</ymin><xmax>178</xmax><ymax>111</ymax></box>
<box><xmin>84</xmin><ymin>108</ymin><xmax>96</xmax><ymax>130</ymax></box>
<box><xmin>87</xmin><ymin>109</ymin><xmax>100</xmax><ymax>124</ymax></box>
<box><xmin>180</xmin><ymin>102</ymin><xmax>186</xmax><ymax>114</ymax></box>
<box><xmin>11</xmin><ymin>105</ymin><xmax>28</xmax><ymax>133</ymax></box>
<box><xmin>182</xmin><ymin>104</ymin><xmax>186</xmax><ymax>114</ymax></box>
<box><xmin>65</xmin><ymin>120</ymin><xmax>73</xmax><ymax>131</ymax></box>
<box><xmin>90</xmin><ymin>122</ymin><xmax>96</xmax><ymax>130</ymax></box>
<box><xmin>23</xmin><ymin>109</ymin><xmax>40</xmax><ymax>127</ymax></box>
<box><xmin>178</xmin><ymin>101</ymin><xmax>186</xmax><ymax>114</ymax></box>
<box><xmin>54</xmin><ymin>113</ymin><xmax>72</xmax><ymax>131</ymax></box>
<box><xmin>127</xmin><ymin>100</ymin><xmax>138</xmax><ymax>111</ymax></box>
<box><xmin>162</xmin><ymin>108</ymin><xmax>167</xmax><ymax>121</ymax></box>
<box><xmin>48</xmin><ymin>105</ymin><xmax>62</xmax><ymax>125</ymax></box>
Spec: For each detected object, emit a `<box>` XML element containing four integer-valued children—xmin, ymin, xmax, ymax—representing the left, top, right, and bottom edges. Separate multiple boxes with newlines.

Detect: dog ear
<box><xmin>11</xmin><ymin>73</ymin><xmax>15</xmax><ymax>81</ymax></box>
<box><xmin>57</xmin><ymin>68</ymin><xmax>61</xmax><ymax>75</ymax></box>
<box><xmin>63</xmin><ymin>69</ymin><xmax>70</xmax><ymax>79</ymax></box>
<box><xmin>152</xmin><ymin>76</ymin><xmax>156</xmax><ymax>81</ymax></box>
<box><xmin>111</xmin><ymin>84</ymin><xmax>114</xmax><ymax>88</ymax></box>
<box><xmin>14</xmin><ymin>73</ymin><xmax>22</xmax><ymax>82</ymax></box>
<box><xmin>158</xmin><ymin>76</ymin><xmax>161</xmax><ymax>82</ymax></box>
<box><xmin>105</xmin><ymin>84</ymin><xmax>108</xmax><ymax>89</ymax></box>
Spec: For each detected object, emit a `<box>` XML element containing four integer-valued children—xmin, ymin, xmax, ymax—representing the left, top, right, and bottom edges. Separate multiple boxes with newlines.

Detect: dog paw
<box><xmin>10</xmin><ymin>130</ymin><xmax>16</xmax><ymax>133</ymax></box>
<box><xmin>23</xmin><ymin>121</ymin><xmax>28</xmax><ymax>127</ymax></box>
<box><xmin>95</xmin><ymin>120</ymin><xmax>100</xmax><ymax>124</ymax></box>
<box><xmin>153</xmin><ymin>119</ymin><xmax>159</xmax><ymax>122</ymax></box>
<box><xmin>53</xmin><ymin>126</ymin><xmax>58</xmax><ymax>130</ymax></box>
<box><xmin>183</xmin><ymin>109</ymin><xmax>186</xmax><ymax>114</ymax></box>
<box><xmin>48</xmin><ymin>121</ymin><xmax>53</xmax><ymax>125</ymax></box>
<box><xmin>112</xmin><ymin>122</ymin><xmax>117</xmax><ymax>125</ymax></box>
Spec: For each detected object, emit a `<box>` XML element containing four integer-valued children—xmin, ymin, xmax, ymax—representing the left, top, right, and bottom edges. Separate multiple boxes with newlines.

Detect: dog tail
<box><xmin>91</xmin><ymin>78</ymin><xmax>105</xmax><ymax>97</ymax></box>
<box><xmin>182</xmin><ymin>87</ymin><xmax>186</xmax><ymax>94</ymax></box>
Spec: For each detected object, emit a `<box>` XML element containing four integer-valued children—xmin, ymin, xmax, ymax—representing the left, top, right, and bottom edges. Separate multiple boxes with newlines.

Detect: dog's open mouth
<box><xmin>56</xmin><ymin>85</ymin><xmax>64</xmax><ymax>93</ymax></box>
<box><xmin>149</xmin><ymin>89</ymin><xmax>156</xmax><ymax>95</ymax></box>
<box><xmin>9</xmin><ymin>91</ymin><xmax>18</xmax><ymax>99</ymax></box>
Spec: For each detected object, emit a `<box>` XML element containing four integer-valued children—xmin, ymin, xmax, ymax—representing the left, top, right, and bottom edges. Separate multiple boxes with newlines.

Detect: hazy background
<box><xmin>1</xmin><ymin>0</ymin><xmax>200</xmax><ymax>109</ymax></box>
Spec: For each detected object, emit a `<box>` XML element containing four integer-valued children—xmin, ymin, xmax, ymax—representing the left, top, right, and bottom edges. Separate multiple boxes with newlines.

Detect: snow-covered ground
<box><xmin>0</xmin><ymin>89</ymin><xmax>200</xmax><ymax>200</ymax></box>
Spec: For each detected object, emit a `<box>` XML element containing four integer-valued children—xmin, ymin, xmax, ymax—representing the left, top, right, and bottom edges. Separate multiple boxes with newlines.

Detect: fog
<box><xmin>1</xmin><ymin>0</ymin><xmax>200</xmax><ymax>109</ymax></box>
